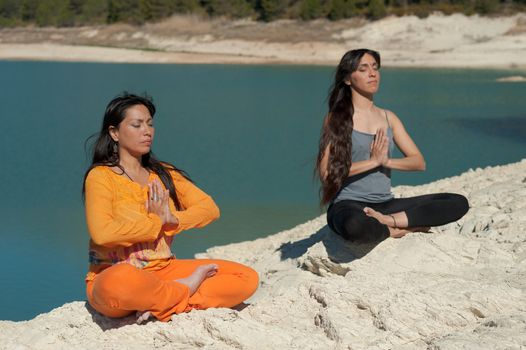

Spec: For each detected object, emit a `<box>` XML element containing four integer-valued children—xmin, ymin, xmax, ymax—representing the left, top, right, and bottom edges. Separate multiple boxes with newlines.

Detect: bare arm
<box><xmin>319</xmin><ymin>143</ymin><xmax>385</xmax><ymax>181</ymax></box>
<box><xmin>385</xmin><ymin>111</ymin><xmax>426</xmax><ymax>171</ymax></box>
<box><xmin>349</xmin><ymin>159</ymin><xmax>385</xmax><ymax>176</ymax></box>
<box><xmin>318</xmin><ymin>115</ymin><xmax>395</xmax><ymax>181</ymax></box>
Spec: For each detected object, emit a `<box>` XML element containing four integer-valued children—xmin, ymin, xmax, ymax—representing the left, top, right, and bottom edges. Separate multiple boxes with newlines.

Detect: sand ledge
<box><xmin>1</xmin><ymin>159</ymin><xmax>526</xmax><ymax>349</ymax></box>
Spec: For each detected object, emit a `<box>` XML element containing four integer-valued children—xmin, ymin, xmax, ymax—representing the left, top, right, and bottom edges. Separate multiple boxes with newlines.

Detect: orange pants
<box><xmin>86</xmin><ymin>258</ymin><xmax>259</xmax><ymax>322</ymax></box>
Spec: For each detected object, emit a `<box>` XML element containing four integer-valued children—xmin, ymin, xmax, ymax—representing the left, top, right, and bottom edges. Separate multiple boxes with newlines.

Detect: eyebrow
<box><xmin>129</xmin><ymin>117</ymin><xmax>153</xmax><ymax>123</ymax></box>
<box><xmin>359</xmin><ymin>62</ymin><xmax>378</xmax><ymax>68</ymax></box>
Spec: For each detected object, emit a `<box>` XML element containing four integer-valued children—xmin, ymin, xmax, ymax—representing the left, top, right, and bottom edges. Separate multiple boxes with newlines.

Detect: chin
<box><xmin>133</xmin><ymin>148</ymin><xmax>150</xmax><ymax>157</ymax></box>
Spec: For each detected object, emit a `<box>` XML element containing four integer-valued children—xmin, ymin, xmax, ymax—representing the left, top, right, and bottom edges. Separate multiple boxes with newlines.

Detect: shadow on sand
<box><xmin>277</xmin><ymin>224</ymin><xmax>380</xmax><ymax>270</ymax></box>
<box><xmin>85</xmin><ymin>303</ymin><xmax>138</xmax><ymax>330</ymax></box>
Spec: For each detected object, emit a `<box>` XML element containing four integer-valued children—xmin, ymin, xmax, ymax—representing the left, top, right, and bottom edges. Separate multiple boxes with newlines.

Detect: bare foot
<box><xmin>135</xmin><ymin>264</ymin><xmax>218</xmax><ymax>324</ymax></box>
<box><xmin>364</xmin><ymin>207</ymin><xmax>405</xmax><ymax>238</ymax></box>
<box><xmin>175</xmin><ymin>264</ymin><xmax>218</xmax><ymax>296</ymax></box>
<box><xmin>364</xmin><ymin>207</ymin><xmax>431</xmax><ymax>238</ymax></box>
<box><xmin>363</xmin><ymin>207</ymin><xmax>393</xmax><ymax>226</ymax></box>
<box><xmin>136</xmin><ymin>310</ymin><xmax>152</xmax><ymax>324</ymax></box>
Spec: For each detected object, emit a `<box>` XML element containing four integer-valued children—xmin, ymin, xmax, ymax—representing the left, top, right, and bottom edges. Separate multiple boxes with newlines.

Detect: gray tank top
<box><xmin>334</xmin><ymin>115</ymin><xmax>394</xmax><ymax>204</ymax></box>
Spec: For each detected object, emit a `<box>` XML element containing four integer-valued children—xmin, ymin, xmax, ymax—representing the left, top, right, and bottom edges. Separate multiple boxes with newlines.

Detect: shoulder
<box><xmin>169</xmin><ymin>169</ymin><xmax>187</xmax><ymax>181</ymax></box>
<box><xmin>156</xmin><ymin>162</ymin><xmax>193</xmax><ymax>186</ymax></box>
<box><xmin>380</xmin><ymin>109</ymin><xmax>404</xmax><ymax>129</ymax></box>
<box><xmin>86</xmin><ymin>165</ymin><xmax>112</xmax><ymax>183</ymax></box>
<box><xmin>87</xmin><ymin>165</ymin><xmax>109</xmax><ymax>177</ymax></box>
<box><xmin>163</xmin><ymin>164</ymin><xmax>191</xmax><ymax>184</ymax></box>
<box><xmin>84</xmin><ymin>166</ymin><xmax>116</xmax><ymax>196</ymax></box>
<box><xmin>381</xmin><ymin>109</ymin><xmax>400</xmax><ymax>122</ymax></box>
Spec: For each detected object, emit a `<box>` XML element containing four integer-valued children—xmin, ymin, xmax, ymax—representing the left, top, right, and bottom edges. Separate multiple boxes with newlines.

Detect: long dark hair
<box><xmin>315</xmin><ymin>49</ymin><xmax>381</xmax><ymax>205</ymax></box>
<box><xmin>82</xmin><ymin>92</ymin><xmax>190</xmax><ymax>210</ymax></box>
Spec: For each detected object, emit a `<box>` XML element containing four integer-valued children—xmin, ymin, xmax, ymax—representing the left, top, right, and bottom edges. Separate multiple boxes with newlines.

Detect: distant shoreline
<box><xmin>1</xmin><ymin>13</ymin><xmax>525</xmax><ymax>69</ymax></box>
<box><xmin>1</xmin><ymin>43</ymin><xmax>526</xmax><ymax>70</ymax></box>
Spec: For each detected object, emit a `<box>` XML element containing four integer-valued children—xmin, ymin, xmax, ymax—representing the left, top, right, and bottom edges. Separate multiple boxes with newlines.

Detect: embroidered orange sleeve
<box><xmin>85</xmin><ymin>167</ymin><xmax>162</xmax><ymax>247</ymax></box>
<box><xmin>166</xmin><ymin>171</ymin><xmax>220</xmax><ymax>236</ymax></box>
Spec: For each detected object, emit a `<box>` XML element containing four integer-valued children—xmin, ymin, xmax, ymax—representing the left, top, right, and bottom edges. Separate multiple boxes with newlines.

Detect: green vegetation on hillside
<box><xmin>0</xmin><ymin>0</ymin><xmax>523</xmax><ymax>27</ymax></box>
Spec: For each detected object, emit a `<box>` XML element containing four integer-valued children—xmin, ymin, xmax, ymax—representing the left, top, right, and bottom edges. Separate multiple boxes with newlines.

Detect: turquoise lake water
<box><xmin>0</xmin><ymin>61</ymin><xmax>525</xmax><ymax>321</ymax></box>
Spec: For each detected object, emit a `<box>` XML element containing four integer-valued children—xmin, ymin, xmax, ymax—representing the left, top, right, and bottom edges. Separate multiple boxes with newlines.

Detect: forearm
<box><xmin>167</xmin><ymin>197</ymin><xmax>220</xmax><ymax>235</ymax></box>
<box><xmin>386</xmin><ymin>154</ymin><xmax>426</xmax><ymax>171</ymax></box>
<box><xmin>169</xmin><ymin>171</ymin><xmax>221</xmax><ymax>235</ymax></box>
<box><xmin>349</xmin><ymin>159</ymin><xmax>382</xmax><ymax>176</ymax></box>
<box><xmin>88</xmin><ymin>214</ymin><xmax>162</xmax><ymax>248</ymax></box>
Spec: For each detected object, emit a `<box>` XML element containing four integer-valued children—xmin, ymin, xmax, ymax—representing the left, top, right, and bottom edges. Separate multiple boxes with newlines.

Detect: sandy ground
<box><xmin>1</xmin><ymin>159</ymin><xmax>525</xmax><ymax>349</ymax></box>
<box><xmin>1</xmin><ymin>13</ymin><xmax>526</xmax><ymax>69</ymax></box>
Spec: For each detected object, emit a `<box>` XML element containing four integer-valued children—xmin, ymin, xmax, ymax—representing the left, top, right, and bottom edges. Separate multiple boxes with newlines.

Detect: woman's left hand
<box><xmin>146</xmin><ymin>179</ymin><xmax>179</xmax><ymax>230</ymax></box>
<box><xmin>370</xmin><ymin>128</ymin><xmax>389</xmax><ymax>167</ymax></box>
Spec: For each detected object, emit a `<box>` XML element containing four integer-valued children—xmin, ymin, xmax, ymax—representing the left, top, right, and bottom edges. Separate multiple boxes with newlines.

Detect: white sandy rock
<box><xmin>1</xmin><ymin>13</ymin><xmax>526</xmax><ymax>68</ymax></box>
<box><xmin>1</xmin><ymin>159</ymin><xmax>525</xmax><ymax>349</ymax></box>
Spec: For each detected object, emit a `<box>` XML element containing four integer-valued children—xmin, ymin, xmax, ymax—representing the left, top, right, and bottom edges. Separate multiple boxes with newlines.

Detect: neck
<box><xmin>351</xmin><ymin>89</ymin><xmax>374</xmax><ymax>112</ymax></box>
<box><xmin>118</xmin><ymin>151</ymin><xmax>143</xmax><ymax>172</ymax></box>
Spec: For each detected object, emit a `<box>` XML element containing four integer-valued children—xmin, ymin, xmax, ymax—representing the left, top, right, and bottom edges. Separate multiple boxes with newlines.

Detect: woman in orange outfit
<box><xmin>82</xmin><ymin>93</ymin><xmax>259</xmax><ymax>323</ymax></box>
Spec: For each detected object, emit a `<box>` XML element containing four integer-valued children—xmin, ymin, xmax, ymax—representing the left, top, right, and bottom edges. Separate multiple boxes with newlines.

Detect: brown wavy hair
<box><xmin>315</xmin><ymin>49</ymin><xmax>381</xmax><ymax>205</ymax></box>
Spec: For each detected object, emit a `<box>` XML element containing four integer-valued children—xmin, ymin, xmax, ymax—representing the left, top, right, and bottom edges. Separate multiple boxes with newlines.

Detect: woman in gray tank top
<box><xmin>315</xmin><ymin>49</ymin><xmax>469</xmax><ymax>242</ymax></box>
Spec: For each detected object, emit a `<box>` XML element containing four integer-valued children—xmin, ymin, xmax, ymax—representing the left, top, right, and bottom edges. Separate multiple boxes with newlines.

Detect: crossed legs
<box><xmin>86</xmin><ymin>258</ymin><xmax>259</xmax><ymax>322</ymax></box>
<box><xmin>327</xmin><ymin>193</ymin><xmax>469</xmax><ymax>243</ymax></box>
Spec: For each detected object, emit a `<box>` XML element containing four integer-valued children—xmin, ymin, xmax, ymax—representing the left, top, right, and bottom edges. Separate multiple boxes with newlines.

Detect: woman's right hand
<box><xmin>370</xmin><ymin>128</ymin><xmax>389</xmax><ymax>167</ymax></box>
<box><xmin>146</xmin><ymin>179</ymin><xmax>179</xmax><ymax>230</ymax></box>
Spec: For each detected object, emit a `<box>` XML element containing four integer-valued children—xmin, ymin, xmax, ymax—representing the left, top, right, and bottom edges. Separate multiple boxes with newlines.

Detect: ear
<box><xmin>344</xmin><ymin>79</ymin><xmax>351</xmax><ymax>86</ymax></box>
<box><xmin>108</xmin><ymin>126</ymin><xmax>119</xmax><ymax>142</ymax></box>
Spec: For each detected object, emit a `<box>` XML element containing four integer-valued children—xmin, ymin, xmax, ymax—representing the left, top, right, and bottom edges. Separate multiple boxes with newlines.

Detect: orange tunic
<box><xmin>84</xmin><ymin>166</ymin><xmax>220</xmax><ymax>281</ymax></box>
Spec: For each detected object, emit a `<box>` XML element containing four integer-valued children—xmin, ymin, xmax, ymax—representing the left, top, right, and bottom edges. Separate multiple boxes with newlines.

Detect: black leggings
<box><xmin>327</xmin><ymin>193</ymin><xmax>469</xmax><ymax>243</ymax></box>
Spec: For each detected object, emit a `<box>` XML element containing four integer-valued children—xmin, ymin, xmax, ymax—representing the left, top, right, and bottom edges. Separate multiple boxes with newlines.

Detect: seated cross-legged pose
<box><xmin>315</xmin><ymin>49</ymin><xmax>469</xmax><ymax>243</ymax></box>
<box><xmin>83</xmin><ymin>93</ymin><xmax>258</xmax><ymax>323</ymax></box>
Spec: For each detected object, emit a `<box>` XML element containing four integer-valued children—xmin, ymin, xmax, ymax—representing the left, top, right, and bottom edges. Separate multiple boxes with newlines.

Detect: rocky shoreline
<box><xmin>1</xmin><ymin>159</ymin><xmax>525</xmax><ymax>349</ymax></box>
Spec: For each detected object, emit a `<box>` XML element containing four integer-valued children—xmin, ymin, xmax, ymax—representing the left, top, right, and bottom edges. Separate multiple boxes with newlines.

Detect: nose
<box><xmin>144</xmin><ymin>125</ymin><xmax>152</xmax><ymax>136</ymax></box>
